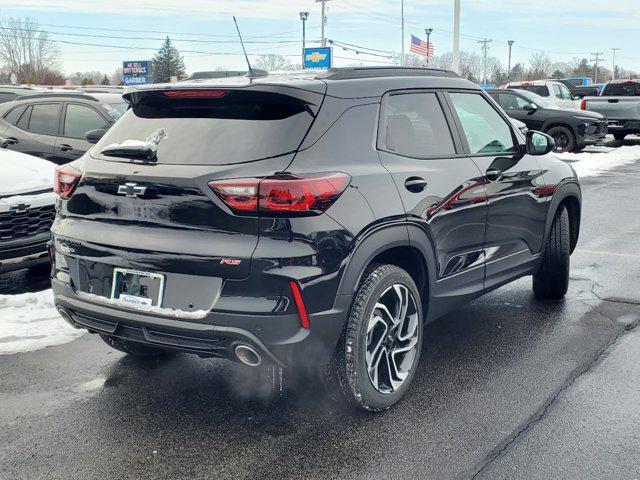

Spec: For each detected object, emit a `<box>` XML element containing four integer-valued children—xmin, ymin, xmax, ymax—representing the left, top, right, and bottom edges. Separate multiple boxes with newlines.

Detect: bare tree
<box><xmin>528</xmin><ymin>51</ymin><xmax>552</xmax><ymax>79</ymax></box>
<box><xmin>254</xmin><ymin>54</ymin><xmax>292</xmax><ymax>72</ymax></box>
<box><xmin>0</xmin><ymin>17</ymin><xmax>60</xmax><ymax>83</ymax></box>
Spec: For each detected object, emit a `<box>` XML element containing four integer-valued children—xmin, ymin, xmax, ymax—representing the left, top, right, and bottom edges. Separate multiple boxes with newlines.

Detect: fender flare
<box><xmin>543</xmin><ymin>180</ymin><xmax>582</xmax><ymax>252</ymax></box>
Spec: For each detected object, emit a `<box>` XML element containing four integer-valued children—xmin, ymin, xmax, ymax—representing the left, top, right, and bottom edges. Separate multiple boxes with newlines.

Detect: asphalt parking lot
<box><xmin>2</xmin><ymin>139</ymin><xmax>640</xmax><ymax>480</ymax></box>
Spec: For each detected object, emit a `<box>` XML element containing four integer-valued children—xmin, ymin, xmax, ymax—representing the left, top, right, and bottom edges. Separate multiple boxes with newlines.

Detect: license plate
<box><xmin>111</xmin><ymin>268</ymin><xmax>165</xmax><ymax>308</ymax></box>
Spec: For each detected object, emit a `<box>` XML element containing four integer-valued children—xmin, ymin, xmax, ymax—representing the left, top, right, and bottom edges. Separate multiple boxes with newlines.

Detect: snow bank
<box><xmin>0</xmin><ymin>289</ymin><xmax>85</xmax><ymax>355</ymax></box>
<box><xmin>557</xmin><ymin>145</ymin><xmax>640</xmax><ymax>178</ymax></box>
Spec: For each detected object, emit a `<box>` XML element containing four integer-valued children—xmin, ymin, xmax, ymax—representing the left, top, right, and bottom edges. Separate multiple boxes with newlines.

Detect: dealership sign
<box><xmin>123</xmin><ymin>60</ymin><xmax>152</xmax><ymax>85</ymax></box>
<box><xmin>303</xmin><ymin>47</ymin><xmax>332</xmax><ymax>70</ymax></box>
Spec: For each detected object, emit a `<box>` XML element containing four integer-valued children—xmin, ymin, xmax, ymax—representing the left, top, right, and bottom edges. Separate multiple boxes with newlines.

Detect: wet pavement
<box><xmin>1</xmin><ymin>148</ymin><xmax>640</xmax><ymax>479</ymax></box>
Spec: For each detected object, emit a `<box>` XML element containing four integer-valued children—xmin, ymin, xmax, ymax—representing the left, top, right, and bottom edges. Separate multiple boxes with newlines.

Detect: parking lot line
<box><xmin>575</xmin><ymin>248</ymin><xmax>640</xmax><ymax>260</ymax></box>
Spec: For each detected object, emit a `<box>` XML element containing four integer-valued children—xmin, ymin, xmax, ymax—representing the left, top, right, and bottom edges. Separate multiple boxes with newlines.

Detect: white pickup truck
<box><xmin>581</xmin><ymin>80</ymin><xmax>640</xmax><ymax>141</ymax></box>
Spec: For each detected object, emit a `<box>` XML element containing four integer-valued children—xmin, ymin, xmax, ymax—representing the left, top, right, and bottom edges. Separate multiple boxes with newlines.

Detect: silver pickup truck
<box><xmin>581</xmin><ymin>79</ymin><xmax>640</xmax><ymax>141</ymax></box>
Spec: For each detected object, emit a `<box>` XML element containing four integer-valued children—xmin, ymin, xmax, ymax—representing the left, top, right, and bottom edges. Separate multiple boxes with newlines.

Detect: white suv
<box><xmin>505</xmin><ymin>81</ymin><xmax>580</xmax><ymax>109</ymax></box>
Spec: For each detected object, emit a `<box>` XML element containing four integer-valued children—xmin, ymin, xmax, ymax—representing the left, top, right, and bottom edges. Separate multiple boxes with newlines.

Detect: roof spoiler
<box><xmin>316</xmin><ymin>67</ymin><xmax>460</xmax><ymax>80</ymax></box>
<box><xmin>185</xmin><ymin>70</ymin><xmax>269</xmax><ymax>81</ymax></box>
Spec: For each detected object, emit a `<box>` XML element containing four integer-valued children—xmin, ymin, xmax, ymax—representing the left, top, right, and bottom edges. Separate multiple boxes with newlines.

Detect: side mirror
<box><xmin>84</xmin><ymin>128</ymin><xmax>107</xmax><ymax>144</ymax></box>
<box><xmin>0</xmin><ymin>137</ymin><xmax>7</xmax><ymax>149</ymax></box>
<box><xmin>523</xmin><ymin>103</ymin><xmax>537</xmax><ymax>114</ymax></box>
<box><xmin>526</xmin><ymin>131</ymin><xmax>555</xmax><ymax>156</ymax></box>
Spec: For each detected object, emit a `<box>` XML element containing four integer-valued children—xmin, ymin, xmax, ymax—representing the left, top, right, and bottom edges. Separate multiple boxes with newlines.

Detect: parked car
<box><xmin>0</xmin><ymin>85</ymin><xmax>43</xmax><ymax>104</ymax></box>
<box><xmin>505</xmin><ymin>80</ymin><xmax>580</xmax><ymax>109</ymax></box>
<box><xmin>0</xmin><ymin>92</ymin><xmax>127</xmax><ymax>164</ymax></box>
<box><xmin>489</xmin><ymin>88</ymin><xmax>607</xmax><ymax>152</ymax></box>
<box><xmin>581</xmin><ymin>79</ymin><xmax>640</xmax><ymax>141</ymax></box>
<box><xmin>0</xmin><ymin>139</ymin><xmax>56</xmax><ymax>276</ymax></box>
<box><xmin>50</xmin><ymin>67</ymin><xmax>581</xmax><ymax>411</ymax></box>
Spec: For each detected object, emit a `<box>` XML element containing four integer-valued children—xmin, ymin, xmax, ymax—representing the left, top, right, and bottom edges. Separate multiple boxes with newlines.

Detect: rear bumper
<box><xmin>52</xmin><ymin>278</ymin><xmax>350</xmax><ymax>368</ymax></box>
<box><xmin>607</xmin><ymin>120</ymin><xmax>640</xmax><ymax>134</ymax></box>
<box><xmin>0</xmin><ymin>233</ymin><xmax>50</xmax><ymax>273</ymax></box>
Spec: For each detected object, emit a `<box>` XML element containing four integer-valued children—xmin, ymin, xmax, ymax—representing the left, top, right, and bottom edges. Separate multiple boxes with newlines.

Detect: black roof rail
<box><xmin>13</xmin><ymin>92</ymin><xmax>99</xmax><ymax>102</ymax></box>
<box><xmin>185</xmin><ymin>69</ymin><xmax>269</xmax><ymax>80</ymax></box>
<box><xmin>316</xmin><ymin>67</ymin><xmax>460</xmax><ymax>80</ymax></box>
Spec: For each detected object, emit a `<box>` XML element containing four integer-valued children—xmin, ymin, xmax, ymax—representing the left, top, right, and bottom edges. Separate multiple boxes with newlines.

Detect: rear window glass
<box><xmin>602</xmin><ymin>82</ymin><xmax>640</xmax><ymax>96</ymax></box>
<box><xmin>3</xmin><ymin>105</ymin><xmax>26</xmax><ymax>125</ymax></box>
<box><xmin>29</xmin><ymin>103</ymin><xmax>61</xmax><ymax>136</ymax></box>
<box><xmin>516</xmin><ymin>85</ymin><xmax>549</xmax><ymax>97</ymax></box>
<box><xmin>93</xmin><ymin>90</ymin><xmax>318</xmax><ymax>165</ymax></box>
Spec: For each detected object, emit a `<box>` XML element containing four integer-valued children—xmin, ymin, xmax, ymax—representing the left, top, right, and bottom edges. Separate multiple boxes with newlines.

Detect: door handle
<box><xmin>6</xmin><ymin>137</ymin><xmax>18</xmax><ymax>145</ymax></box>
<box><xmin>404</xmin><ymin>177</ymin><xmax>428</xmax><ymax>193</ymax></box>
<box><xmin>485</xmin><ymin>168</ymin><xmax>503</xmax><ymax>181</ymax></box>
<box><xmin>58</xmin><ymin>144</ymin><xmax>73</xmax><ymax>152</ymax></box>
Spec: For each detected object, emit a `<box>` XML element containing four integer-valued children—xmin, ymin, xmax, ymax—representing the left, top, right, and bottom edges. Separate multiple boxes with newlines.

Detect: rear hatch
<box><xmin>55</xmin><ymin>83</ymin><xmax>326</xmax><ymax>312</ymax></box>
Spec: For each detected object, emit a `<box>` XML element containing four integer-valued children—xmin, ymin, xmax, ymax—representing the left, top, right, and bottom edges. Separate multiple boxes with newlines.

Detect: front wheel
<box><xmin>327</xmin><ymin>264</ymin><xmax>423</xmax><ymax>412</ymax></box>
<box><xmin>533</xmin><ymin>206</ymin><xmax>570</xmax><ymax>299</ymax></box>
<box><xmin>547</xmin><ymin>126</ymin><xmax>576</xmax><ymax>153</ymax></box>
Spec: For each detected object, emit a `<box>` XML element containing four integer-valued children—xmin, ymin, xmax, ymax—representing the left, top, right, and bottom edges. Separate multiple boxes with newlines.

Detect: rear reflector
<box><xmin>580</xmin><ymin>99</ymin><xmax>587</xmax><ymax>110</ymax></box>
<box><xmin>289</xmin><ymin>281</ymin><xmax>310</xmax><ymax>329</ymax></box>
<box><xmin>163</xmin><ymin>89</ymin><xmax>228</xmax><ymax>98</ymax></box>
<box><xmin>54</xmin><ymin>164</ymin><xmax>82</xmax><ymax>199</ymax></box>
<box><xmin>209</xmin><ymin>172</ymin><xmax>350</xmax><ymax>216</ymax></box>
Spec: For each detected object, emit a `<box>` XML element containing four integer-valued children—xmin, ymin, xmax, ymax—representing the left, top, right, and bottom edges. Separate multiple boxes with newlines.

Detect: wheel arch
<box><xmin>545</xmin><ymin>181</ymin><xmax>581</xmax><ymax>253</ymax></box>
<box><xmin>543</xmin><ymin>120</ymin><xmax>579</xmax><ymax>140</ymax></box>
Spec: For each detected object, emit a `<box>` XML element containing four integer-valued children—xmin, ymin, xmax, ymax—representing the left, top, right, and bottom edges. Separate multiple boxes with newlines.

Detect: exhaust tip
<box><xmin>57</xmin><ymin>308</ymin><xmax>73</xmax><ymax>325</ymax></box>
<box><xmin>234</xmin><ymin>344</ymin><xmax>262</xmax><ymax>367</ymax></box>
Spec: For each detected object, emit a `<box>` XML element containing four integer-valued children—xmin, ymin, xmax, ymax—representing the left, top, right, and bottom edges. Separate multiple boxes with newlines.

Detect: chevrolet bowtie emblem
<box><xmin>306</xmin><ymin>52</ymin><xmax>327</xmax><ymax>63</ymax></box>
<box><xmin>117</xmin><ymin>183</ymin><xmax>147</xmax><ymax>198</ymax></box>
<box><xmin>9</xmin><ymin>203</ymin><xmax>30</xmax><ymax>213</ymax></box>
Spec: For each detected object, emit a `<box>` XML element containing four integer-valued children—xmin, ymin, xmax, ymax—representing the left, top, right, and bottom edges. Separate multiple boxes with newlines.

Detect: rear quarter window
<box><xmin>517</xmin><ymin>85</ymin><xmax>550</xmax><ymax>97</ymax></box>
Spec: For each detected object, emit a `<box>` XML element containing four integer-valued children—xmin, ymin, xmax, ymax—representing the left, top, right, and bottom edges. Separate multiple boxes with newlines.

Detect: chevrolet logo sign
<box><xmin>306</xmin><ymin>52</ymin><xmax>327</xmax><ymax>63</ymax></box>
<box><xmin>117</xmin><ymin>183</ymin><xmax>147</xmax><ymax>198</ymax></box>
<box><xmin>9</xmin><ymin>203</ymin><xmax>30</xmax><ymax>213</ymax></box>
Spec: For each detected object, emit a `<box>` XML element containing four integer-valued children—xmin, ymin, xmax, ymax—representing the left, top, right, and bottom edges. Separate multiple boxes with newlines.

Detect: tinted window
<box><xmin>449</xmin><ymin>92</ymin><xmax>517</xmax><ymax>155</ymax></box>
<box><xmin>517</xmin><ymin>85</ymin><xmax>549</xmax><ymax>97</ymax></box>
<box><xmin>382</xmin><ymin>92</ymin><xmax>455</xmax><ymax>158</ymax></box>
<box><xmin>64</xmin><ymin>104</ymin><xmax>109</xmax><ymax>139</ymax></box>
<box><xmin>28</xmin><ymin>103</ymin><xmax>61</xmax><ymax>136</ymax></box>
<box><xmin>17</xmin><ymin>106</ymin><xmax>31</xmax><ymax>130</ymax></box>
<box><xmin>602</xmin><ymin>82</ymin><xmax>640</xmax><ymax>96</ymax></box>
<box><xmin>496</xmin><ymin>93</ymin><xmax>530</xmax><ymax>110</ymax></box>
<box><xmin>3</xmin><ymin>105</ymin><xmax>27</xmax><ymax>125</ymax></box>
<box><xmin>0</xmin><ymin>92</ymin><xmax>17</xmax><ymax>103</ymax></box>
<box><xmin>94</xmin><ymin>90</ymin><xmax>318</xmax><ymax>165</ymax></box>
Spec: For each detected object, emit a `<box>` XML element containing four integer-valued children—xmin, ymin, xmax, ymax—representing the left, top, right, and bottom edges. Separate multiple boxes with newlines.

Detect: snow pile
<box><xmin>0</xmin><ymin>289</ymin><xmax>85</xmax><ymax>355</ymax></box>
<box><xmin>557</xmin><ymin>145</ymin><xmax>640</xmax><ymax>178</ymax></box>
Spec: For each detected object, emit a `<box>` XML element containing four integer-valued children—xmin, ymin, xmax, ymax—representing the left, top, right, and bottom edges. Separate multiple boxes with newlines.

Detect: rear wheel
<box><xmin>547</xmin><ymin>126</ymin><xmax>576</xmax><ymax>153</ymax></box>
<box><xmin>533</xmin><ymin>206</ymin><xmax>570</xmax><ymax>299</ymax></box>
<box><xmin>326</xmin><ymin>264</ymin><xmax>423</xmax><ymax>412</ymax></box>
<box><xmin>613</xmin><ymin>133</ymin><xmax>627</xmax><ymax>142</ymax></box>
<box><xmin>99</xmin><ymin>334</ymin><xmax>173</xmax><ymax>357</ymax></box>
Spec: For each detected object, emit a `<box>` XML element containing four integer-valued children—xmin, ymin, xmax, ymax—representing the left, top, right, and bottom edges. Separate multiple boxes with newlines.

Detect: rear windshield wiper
<box><xmin>101</xmin><ymin>140</ymin><xmax>157</xmax><ymax>161</ymax></box>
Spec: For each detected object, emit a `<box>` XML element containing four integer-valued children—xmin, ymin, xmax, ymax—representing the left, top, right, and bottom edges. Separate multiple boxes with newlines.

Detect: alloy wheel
<box><xmin>365</xmin><ymin>284</ymin><xmax>420</xmax><ymax>394</ymax></box>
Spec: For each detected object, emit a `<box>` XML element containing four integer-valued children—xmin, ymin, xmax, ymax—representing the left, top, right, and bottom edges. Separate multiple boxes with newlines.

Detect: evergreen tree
<box><xmin>100</xmin><ymin>74</ymin><xmax>110</xmax><ymax>85</ymax></box>
<box><xmin>152</xmin><ymin>37</ymin><xmax>186</xmax><ymax>83</ymax></box>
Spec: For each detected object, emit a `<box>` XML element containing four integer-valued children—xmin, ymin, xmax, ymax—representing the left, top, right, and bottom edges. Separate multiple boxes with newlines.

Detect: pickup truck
<box><xmin>581</xmin><ymin>79</ymin><xmax>640</xmax><ymax>141</ymax></box>
<box><xmin>505</xmin><ymin>80</ymin><xmax>580</xmax><ymax>109</ymax></box>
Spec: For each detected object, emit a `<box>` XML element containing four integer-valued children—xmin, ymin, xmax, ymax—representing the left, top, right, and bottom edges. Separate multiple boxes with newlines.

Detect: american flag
<box><xmin>409</xmin><ymin>35</ymin><xmax>435</xmax><ymax>58</ymax></box>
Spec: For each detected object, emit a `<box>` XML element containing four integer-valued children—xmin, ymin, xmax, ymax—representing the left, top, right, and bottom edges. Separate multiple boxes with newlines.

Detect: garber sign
<box><xmin>123</xmin><ymin>60</ymin><xmax>152</xmax><ymax>85</ymax></box>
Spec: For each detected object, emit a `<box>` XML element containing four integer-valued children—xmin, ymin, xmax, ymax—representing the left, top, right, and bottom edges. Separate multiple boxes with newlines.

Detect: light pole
<box><xmin>425</xmin><ymin>28</ymin><xmax>433</xmax><ymax>65</ymax></box>
<box><xmin>452</xmin><ymin>0</ymin><xmax>460</xmax><ymax>74</ymax></box>
<box><xmin>401</xmin><ymin>0</ymin><xmax>405</xmax><ymax>66</ymax></box>
<box><xmin>507</xmin><ymin>40</ymin><xmax>514</xmax><ymax>79</ymax></box>
<box><xmin>316</xmin><ymin>0</ymin><xmax>330</xmax><ymax>48</ymax></box>
<box><xmin>299</xmin><ymin>12</ymin><xmax>309</xmax><ymax>67</ymax></box>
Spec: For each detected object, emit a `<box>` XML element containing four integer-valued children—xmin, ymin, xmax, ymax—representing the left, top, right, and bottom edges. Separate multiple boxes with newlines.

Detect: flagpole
<box><xmin>452</xmin><ymin>0</ymin><xmax>460</xmax><ymax>74</ymax></box>
<box><xmin>401</xmin><ymin>0</ymin><xmax>405</xmax><ymax>66</ymax></box>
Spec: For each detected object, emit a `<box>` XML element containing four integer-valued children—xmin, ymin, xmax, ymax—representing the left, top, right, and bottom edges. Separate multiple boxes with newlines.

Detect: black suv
<box><xmin>0</xmin><ymin>92</ymin><xmax>127</xmax><ymax>164</ymax></box>
<box><xmin>50</xmin><ymin>68</ymin><xmax>581</xmax><ymax>411</ymax></box>
<box><xmin>488</xmin><ymin>88</ymin><xmax>607</xmax><ymax>153</ymax></box>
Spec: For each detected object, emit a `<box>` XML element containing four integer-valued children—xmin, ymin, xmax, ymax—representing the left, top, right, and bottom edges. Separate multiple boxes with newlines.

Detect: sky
<box><xmin>0</xmin><ymin>0</ymin><xmax>638</xmax><ymax>76</ymax></box>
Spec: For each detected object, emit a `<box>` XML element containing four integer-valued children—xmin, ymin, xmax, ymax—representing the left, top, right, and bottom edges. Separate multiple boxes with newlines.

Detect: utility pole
<box><xmin>507</xmin><ymin>40</ymin><xmax>514</xmax><ymax>79</ymax></box>
<box><xmin>452</xmin><ymin>0</ymin><xmax>460</xmax><ymax>74</ymax></box>
<box><xmin>425</xmin><ymin>28</ymin><xmax>433</xmax><ymax>65</ymax></box>
<box><xmin>299</xmin><ymin>12</ymin><xmax>309</xmax><ymax>67</ymax></box>
<box><xmin>590</xmin><ymin>52</ymin><xmax>604</xmax><ymax>83</ymax></box>
<box><xmin>316</xmin><ymin>0</ymin><xmax>330</xmax><ymax>48</ymax></box>
<box><xmin>477</xmin><ymin>38</ymin><xmax>492</xmax><ymax>84</ymax></box>
<box><xmin>401</xmin><ymin>0</ymin><xmax>405</xmax><ymax>66</ymax></box>
<box><xmin>612</xmin><ymin>48</ymin><xmax>621</xmax><ymax>80</ymax></box>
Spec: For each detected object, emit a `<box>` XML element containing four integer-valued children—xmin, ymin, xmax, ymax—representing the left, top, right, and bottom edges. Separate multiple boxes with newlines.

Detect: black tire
<box><xmin>533</xmin><ymin>206</ymin><xmax>570</xmax><ymax>299</ymax></box>
<box><xmin>99</xmin><ymin>334</ymin><xmax>173</xmax><ymax>357</ymax></box>
<box><xmin>613</xmin><ymin>133</ymin><xmax>626</xmax><ymax>142</ymax></box>
<box><xmin>546</xmin><ymin>126</ymin><xmax>576</xmax><ymax>153</ymax></box>
<box><xmin>326</xmin><ymin>264</ymin><xmax>424</xmax><ymax>412</ymax></box>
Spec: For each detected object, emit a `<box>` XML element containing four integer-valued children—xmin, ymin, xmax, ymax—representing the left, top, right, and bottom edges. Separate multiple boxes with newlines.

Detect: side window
<box><xmin>28</xmin><ymin>103</ymin><xmax>61</xmax><ymax>136</ymax></box>
<box><xmin>3</xmin><ymin>105</ymin><xmax>27</xmax><ymax>126</ymax></box>
<box><xmin>17</xmin><ymin>105</ymin><xmax>32</xmax><ymax>131</ymax></box>
<box><xmin>552</xmin><ymin>84</ymin><xmax>562</xmax><ymax>99</ymax></box>
<box><xmin>0</xmin><ymin>92</ymin><xmax>16</xmax><ymax>103</ymax></box>
<box><xmin>496</xmin><ymin>93</ymin><xmax>529</xmax><ymax>110</ymax></box>
<box><xmin>559</xmin><ymin>85</ymin><xmax>573</xmax><ymax>100</ymax></box>
<box><xmin>64</xmin><ymin>104</ymin><xmax>109</xmax><ymax>139</ymax></box>
<box><xmin>449</xmin><ymin>92</ymin><xmax>517</xmax><ymax>155</ymax></box>
<box><xmin>381</xmin><ymin>92</ymin><xmax>456</xmax><ymax>158</ymax></box>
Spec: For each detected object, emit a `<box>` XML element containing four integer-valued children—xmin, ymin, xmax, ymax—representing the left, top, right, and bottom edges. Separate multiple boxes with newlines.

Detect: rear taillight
<box><xmin>580</xmin><ymin>99</ymin><xmax>587</xmax><ymax>110</ymax></box>
<box><xmin>163</xmin><ymin>89</ymin><xmax>228</xmax><ymax>98</ymax></box>
<box><xmin>54</xmin><ymin>164</ymin><xmax>82</xmax><ymax>199</ymax></box>
<box><xmin>209</xmin><ymin>172</ymin><xmax>350</xmax><ymax>216</ymax></box>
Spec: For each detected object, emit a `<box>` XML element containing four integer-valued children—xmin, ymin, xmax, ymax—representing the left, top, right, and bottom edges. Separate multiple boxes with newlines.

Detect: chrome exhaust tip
<box><xmin>57</xmin><ymin>308</ymin><xmax>74</xmax><ymax>326</ymax></box>
<box><xmin>234</xmin><ymin>344</ymin><xmax>262</xmax><ymax>367</ymax></box>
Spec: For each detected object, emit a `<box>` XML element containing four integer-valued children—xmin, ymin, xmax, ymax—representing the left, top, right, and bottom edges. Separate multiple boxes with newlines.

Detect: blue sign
<box><xmin>123</xmin><ymin>60</ymin><xmax>151</xmax><ymax>76</ymax></box>
<box><xmin>123</xmin><ymin>75</ymin><xmax>152</xmax><ymax>85</ymax></box>
<box><xmin>304</xmin><ymin>47</ymin><xmax>332</xmax><ymax>70</ymax></box>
